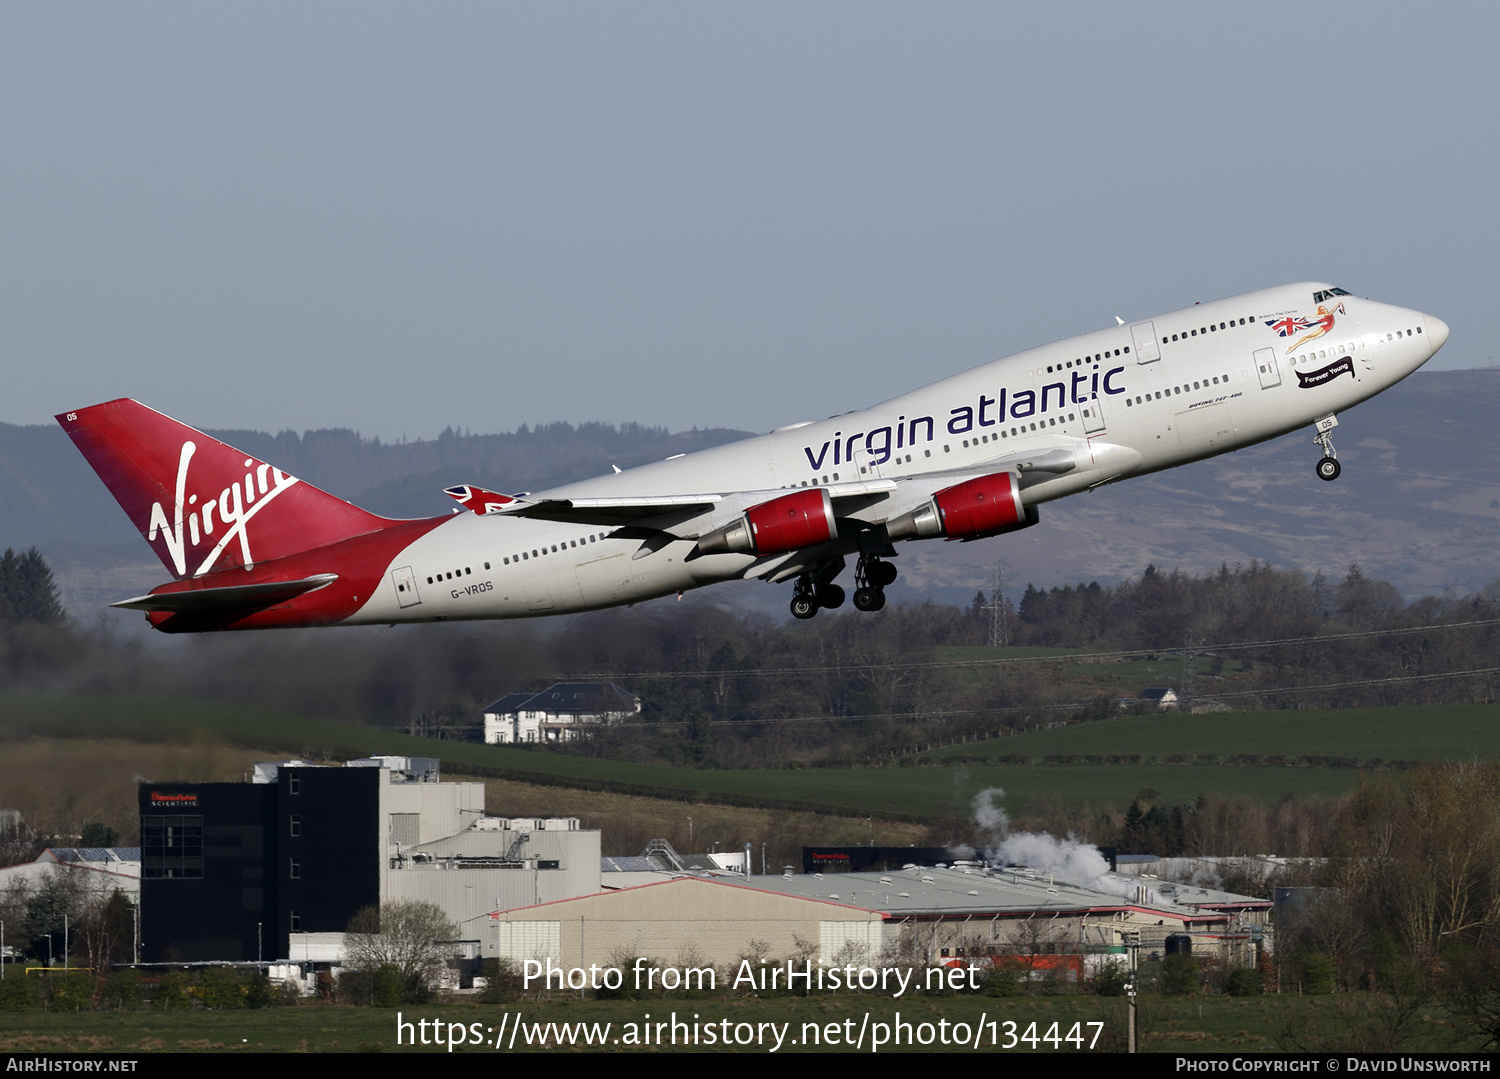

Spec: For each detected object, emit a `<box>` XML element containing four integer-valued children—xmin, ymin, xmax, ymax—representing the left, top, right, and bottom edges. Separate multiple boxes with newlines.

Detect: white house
<box><xmin>482</xmin><ymin>683</ymin><xmax>641</xmax><ymax>744</ymax></box>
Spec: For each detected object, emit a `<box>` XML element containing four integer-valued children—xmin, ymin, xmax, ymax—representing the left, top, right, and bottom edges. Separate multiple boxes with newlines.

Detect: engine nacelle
<box><xmin>694</xmin><ymin>488</ymin><xmax>837</xmax><ymax>557</ymax></box>
<box><xmin>885</xmin><ymin>472</ymin><xmax>1036</xmax><ymax>541</ymax></box>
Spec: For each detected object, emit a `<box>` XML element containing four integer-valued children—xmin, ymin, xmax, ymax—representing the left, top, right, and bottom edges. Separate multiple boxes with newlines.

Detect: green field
<box><xmin>927</xmin><ymin>645</ymin><xmax>1253</xmax><ymax>697</ymax></box>
<box><xmin>929</xmin><ymin>703</ymin><xmax>1500</xmax><ymax>763</ymax></box>
<box><xmin>0</xmin><ymin>994</ymin><xmax>1478</xmax><ymax>1054</ymax></box>
<box><xmin>4</xmin><ymin>693</ymin><xmax>1498</xmax><ymax>822</ymax></box>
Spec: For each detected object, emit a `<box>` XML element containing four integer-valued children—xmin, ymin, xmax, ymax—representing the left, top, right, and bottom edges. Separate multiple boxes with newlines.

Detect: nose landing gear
<box><xmin>1313</xmin><ymin>414</ymin><xmax>1341</xmax><ymax>482</ymax></box>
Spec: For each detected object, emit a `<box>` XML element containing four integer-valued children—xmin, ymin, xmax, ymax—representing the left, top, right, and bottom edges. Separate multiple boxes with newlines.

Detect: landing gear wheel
<box><xmin>853</xmin><ymin>586</ymin><xmax>886</xmax><ymax>612</ymax></box>
<box><xmin>816</xmin><ymin>583</ymin><xmax>845</xmax><ymax>610</ymax></box>
<box><xmin>790</xmin><ymin>594</ymin><xmax>818</xmax><ymax>619</ymax></box>
<box><xmin>1312</xmin><ymin>418</ymin><xmax>1340</xmax><ymax>482</ymax></box>
<box><xmin>853</xmin><ymin>551</ymin><xmax>894</xmax><ymax>611</ymax></box>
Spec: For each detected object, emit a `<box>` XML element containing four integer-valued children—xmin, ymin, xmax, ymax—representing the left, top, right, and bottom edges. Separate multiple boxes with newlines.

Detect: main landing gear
<box><xmin>790</xmin><ymin>577</ymin><xmax>846</xmax><ymax>619</ymax></box>
<box><xmin>1312</xmin><ymin>414</ymin><xmax>1341</xmax><ymax>482</ymax></box>
<box><xmin>853</xmin><ymin>554</ymin><xmax>896</xmax><ymax>612</ymax></box>
<box><xmin>788</xmin><ymin>555</ymin><xmax>897</xmax><ymax>619</ymax></box>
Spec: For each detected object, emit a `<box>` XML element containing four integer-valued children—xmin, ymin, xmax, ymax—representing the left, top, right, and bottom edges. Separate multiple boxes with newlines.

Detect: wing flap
<box><xmin>514</xmin><ymin>494</ymin><xmax>723</xmax><ymax>526</ymax></box>
<box><xmin>441</xmin><ymin>478</ymin><xmax>899</xmax><ymax>528</ymax></box>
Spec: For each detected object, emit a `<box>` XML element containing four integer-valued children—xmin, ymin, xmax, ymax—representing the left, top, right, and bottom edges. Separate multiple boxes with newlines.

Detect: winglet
<box><xmin>443</xmin><ymin>484</ymin><xmax>518</xmax><ymax>515</ymax></box>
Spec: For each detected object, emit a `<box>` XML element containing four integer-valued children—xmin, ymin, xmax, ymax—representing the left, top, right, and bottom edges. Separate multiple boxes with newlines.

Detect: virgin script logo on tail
<box><xmin>146</xmin><ymin>441</ymin><xmax>299</xmax><ymax>577</ymax></box>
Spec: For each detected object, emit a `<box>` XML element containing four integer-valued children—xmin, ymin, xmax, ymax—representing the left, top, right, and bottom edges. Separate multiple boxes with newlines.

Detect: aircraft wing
<box><xmin>443</xmin><ymin>440</ymin><xmax>1093</xmax><ymax>530</ymax></box>
<box><xmin>494</xmin><ymin>493</ymin><xmax>725</xmax><ymax>526</ymax></box>
<box><xmin>444</xmin><ymin>478</ymin><xmax>900</xmax><ymax>528</ymax></box>
<box><xmin>110</xmin><ymin>574</ymin><xmax>339</xmax><ymax>613</ymax></box>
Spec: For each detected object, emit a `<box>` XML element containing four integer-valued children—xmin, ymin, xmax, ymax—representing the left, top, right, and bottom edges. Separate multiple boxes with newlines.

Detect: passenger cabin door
<box><xmin>1131</xmin><ymin>321</ymin><xmax>1161</xmax><ymax>364</ymax></box>
<box><xmin>1082</xmin><ymin>396</ymin><xmax>1106</xmax><ymax>435</ymax></box>
<box><xmin>390</xmin><ymin>566</ymin><xmax>422</xmax><ymax>609</ymax></box>
<box><xmin>1254</xmin><ymin>347</ymin><xmax>1283</xmax><ymax>389</ymax></box>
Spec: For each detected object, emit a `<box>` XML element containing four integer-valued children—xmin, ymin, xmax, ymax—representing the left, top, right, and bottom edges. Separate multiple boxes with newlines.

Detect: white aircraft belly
<box><xmin>347</xmin><ymin>512</ymin><xmax>722</xmax><ymax>625</ymax></box>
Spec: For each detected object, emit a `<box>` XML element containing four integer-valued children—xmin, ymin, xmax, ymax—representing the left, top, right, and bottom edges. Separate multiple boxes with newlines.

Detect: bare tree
<box><xmin>344</xmin><ymin>900</ymin><xmax>458</xmax><ymax>1000</ymax></box>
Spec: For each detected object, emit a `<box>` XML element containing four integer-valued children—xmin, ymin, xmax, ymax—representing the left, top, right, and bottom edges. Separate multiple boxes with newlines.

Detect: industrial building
<box><xmin>137</xmin><ymin>756</ymin><xmax>599</xmax><ymax>963</ymax></box>
<box><xmin>0</xmin><ymin>846</ymin><xmax>141</xmax><ymax>901</ymax></box>
<box><xmin>135</xmin><ymin>755</ymin><xmax>1268</xmax><ymax>981</ymax></box>
<box><xmin>487</xmin><ymin>864</ymin><xmax>1270</xmax><ymax>973</ymax></box>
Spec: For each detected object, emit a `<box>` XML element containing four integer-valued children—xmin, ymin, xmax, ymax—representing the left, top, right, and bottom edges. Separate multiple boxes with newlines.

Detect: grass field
<box><xmin>931</xmin><ymin>645</ymin><xmax>1253</xmax><ymax>699</ymax></box>
<box><xmin>927</xmin><ymin>703</ymin><xmax>1500</xmax><ymax>763</ymax></box>
<box><xmin>0</xmin><ymin>993</ymin><xmax>1478</xmax><ymax>1054</ymax></box>
<box><xmin>4</xmin><ymin>693</ymin><xmax>1497</xmax><ymax>830</ymax></box>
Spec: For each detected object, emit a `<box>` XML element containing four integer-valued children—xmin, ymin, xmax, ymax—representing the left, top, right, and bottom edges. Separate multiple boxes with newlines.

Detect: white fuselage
<box><xmin>348</xmin><ymin>283</ymin><xmax>1446</xmax><ymax>624</ymax></box>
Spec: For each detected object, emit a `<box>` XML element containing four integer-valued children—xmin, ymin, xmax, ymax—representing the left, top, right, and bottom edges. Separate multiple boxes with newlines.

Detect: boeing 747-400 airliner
<box><xmin>58</xmin><ymin>282</ymin><xmax>1448</xmax><ymax>631</ymax></box>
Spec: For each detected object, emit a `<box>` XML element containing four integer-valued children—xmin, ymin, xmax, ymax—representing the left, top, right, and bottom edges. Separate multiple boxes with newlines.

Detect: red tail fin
<box><xmin>58</xmin><ymin>399</ymin><xmax>395</xmax><ymax>579</ymax></box>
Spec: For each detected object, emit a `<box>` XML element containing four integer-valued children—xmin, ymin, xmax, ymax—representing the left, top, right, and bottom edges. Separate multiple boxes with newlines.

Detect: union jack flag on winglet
<box><xmin>443</xmin><ymin>484</ymin><xmax>516</xmax><ymax>515</ymax></box>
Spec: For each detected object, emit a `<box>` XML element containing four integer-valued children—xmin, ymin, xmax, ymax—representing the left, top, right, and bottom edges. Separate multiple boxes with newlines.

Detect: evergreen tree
<box><xmin>1119</xmin><ymin>800</ymin><xmax>1147</xmax><ymax>852</ymax></box>
<box><xmin>0</xmin><ymin>548</ymin><xmax>64</xmax><ymax>624</ymax></box>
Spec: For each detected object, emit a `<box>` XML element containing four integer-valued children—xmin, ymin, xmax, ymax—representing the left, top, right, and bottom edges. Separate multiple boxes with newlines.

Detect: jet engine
<box><xmin>885</xmin><ymin>472</ymin><xmax>1038</xmax><ymax>541</ymax></box>
<box><xmin>693</xmin><ymin>488</ymin><xmax>837</xmax><ymax>557</ymax></box>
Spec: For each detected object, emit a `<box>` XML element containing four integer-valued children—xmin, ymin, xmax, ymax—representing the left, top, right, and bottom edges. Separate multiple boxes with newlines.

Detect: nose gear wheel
<box><xmin>1313</xmin><ymin>427</ymin><xmax>1340</xmax><ymax>482</ymax></box>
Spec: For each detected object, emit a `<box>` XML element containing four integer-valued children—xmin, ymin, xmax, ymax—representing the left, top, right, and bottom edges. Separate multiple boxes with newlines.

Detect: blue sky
<box><xmin>3</xmin><ymin>3</ymin><xmax>1491</xmax><ymax>440</ymax></box>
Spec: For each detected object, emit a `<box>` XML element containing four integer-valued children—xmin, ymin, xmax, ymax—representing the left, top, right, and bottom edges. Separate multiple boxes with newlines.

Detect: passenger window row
<box><xmin>1123</xmin><ymin>376</ymin><xmax>1229</xmax><ymax>407</ymax></box>
<box><xmin>958</xmin><ymin>413</ymin><xmax>1078</xmax><ymax>447</ymax></box>
<box><xmin>427</xmin><ymin>567</ymin><xmax>474</xmax><ymax>584</ymax></box>
<box><xmin>1163</xmin><ymin>317</ymin><xmax>1254</xmax><ymax>344</ymax></box>
<box><xmin>502</xmin><ymin>535</ymin><xmax>605</xmax><ymax>566</ymax></box>
<box><xmin>1045</xmin><ymin>349</ymin><xmax>1127</xmax><ymax>375</ymax></box>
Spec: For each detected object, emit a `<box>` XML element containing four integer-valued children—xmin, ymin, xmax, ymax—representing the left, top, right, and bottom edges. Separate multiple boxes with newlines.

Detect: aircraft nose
<box><xmin>1425</xmin><ymin>314</ymin><xmax>1450</xmax><ymax>354</ymax></box>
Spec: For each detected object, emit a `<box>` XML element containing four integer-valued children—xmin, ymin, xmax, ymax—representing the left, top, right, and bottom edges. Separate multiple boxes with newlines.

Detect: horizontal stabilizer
<box><xmin>110</xmin><ymin>574</ymin><xmax>338</xmax><ymax>613</ymax></box>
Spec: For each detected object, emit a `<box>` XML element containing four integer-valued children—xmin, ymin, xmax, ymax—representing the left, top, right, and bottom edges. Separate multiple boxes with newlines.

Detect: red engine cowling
<box><xmin>746</xmin><ymin>488</ymin><xmax>836</xmax><ymax>553</ymax></box>
<box><xmin>694</xmin><ymin>488</ymin><xmax>837</xmax><ymax>557</ymax></box>
<box><xmin>932</xmin><ymin>472</ymin><xmax>1025</xmax><ymax>537</ymax></box>
<box><xmin>885</xmin><ymin>472</ymin><xmax>1033</xmax><ymax>541</ymax></box>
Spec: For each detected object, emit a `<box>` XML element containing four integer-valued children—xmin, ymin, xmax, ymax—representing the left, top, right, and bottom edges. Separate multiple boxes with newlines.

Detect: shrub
<box><xmin>1226</xmin><ymin>968</ymin><xmax>1264</xmax><ymax>996</ymax></box>
<box><xmin>1161</xmin><ymin>953</ymin><xmax>1199</xmax><ymax>996</ymax></box>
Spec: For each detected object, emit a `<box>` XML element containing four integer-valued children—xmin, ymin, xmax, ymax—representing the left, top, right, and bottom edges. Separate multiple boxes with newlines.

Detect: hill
<box><xmin>7</xmin><ymin>369</ymin><xmax>1500</xmax><ymax>614</ymax></box>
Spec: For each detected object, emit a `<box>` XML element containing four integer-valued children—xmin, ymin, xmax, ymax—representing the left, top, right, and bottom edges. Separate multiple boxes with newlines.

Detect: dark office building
<box><xmin>139</xmin><ymin>765</ymin><xmax>381</xmax><ymax>962</ymax></box>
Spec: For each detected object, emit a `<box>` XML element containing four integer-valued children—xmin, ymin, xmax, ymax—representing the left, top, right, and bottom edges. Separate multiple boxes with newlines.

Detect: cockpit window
<box><xmin>1313</xmin><ymin>287</ymin><xmax>1352</xmax><ymax>302</ymax></box>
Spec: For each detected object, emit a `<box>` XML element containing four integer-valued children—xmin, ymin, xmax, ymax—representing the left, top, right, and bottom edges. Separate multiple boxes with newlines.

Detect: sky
<box><xmin>2</xmin><ymin>3</ymin><xmax>1493</xmax><ymax>442</ymax></box>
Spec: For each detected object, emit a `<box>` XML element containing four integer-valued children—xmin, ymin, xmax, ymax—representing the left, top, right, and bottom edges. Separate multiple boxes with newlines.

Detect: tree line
<box><xmin>7</xmin><ymin>551</ymin><xmax>1500</xmax><ymax>770</ymax></box>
